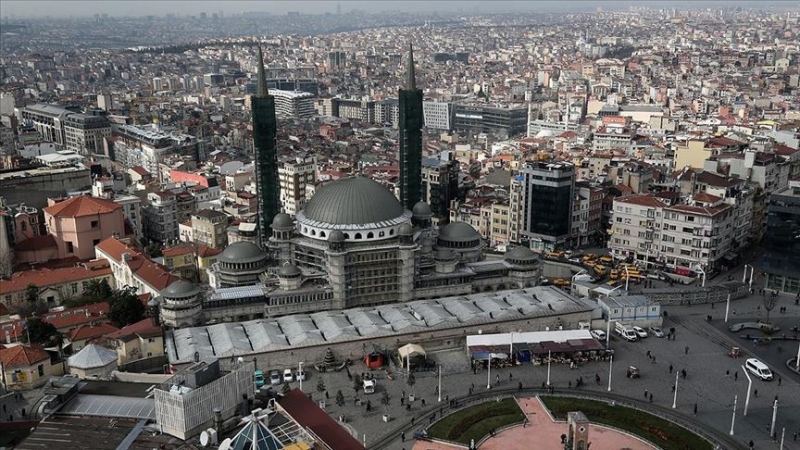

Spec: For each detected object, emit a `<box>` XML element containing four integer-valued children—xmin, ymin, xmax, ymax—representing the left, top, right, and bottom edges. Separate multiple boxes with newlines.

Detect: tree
<box><xmin>381</xmin><ymin>391</ymin><xmax>391</xmax><ymax>415</ymax></box>
<box><xmin>67</xmin><ymin>278</ymin><xmax>113</xmax><ymax>307</ymax></box>
<box><xmin>23</xmin><ymin>318</ymin><xmax>62</xmax><ymax>347</ymax></box>
<box><xmin>282</xmin><ymin>381</ymin><xmax>291</xmax><ymax>395</ymax></box>
<box><xmin>335</xmin><ymin>390</ymin><xmax>345</xmax><ymax>408</ymax></box>
<box><xmin>25</xmin><ymin>284</ymin><xmax>39</xmax><ymax>304</ymax></box>
<box><xmin>352</xmin><ymin>374</ymin><xmax>362</xmax><ymax>396</ymax></box>
<box><xmin>406</xmin><ymin>372</ymin><xmax>416</xmax><ymax>396</ymax></box>
<box><xmin>108</xmin><ymin>286</ymin><xmax>145</xmax><ymax>328</ymax></box>
<box><xmin>316</xmin><ymin>378</ymin><xmax>326</xmax><ymax>396</ymax></box>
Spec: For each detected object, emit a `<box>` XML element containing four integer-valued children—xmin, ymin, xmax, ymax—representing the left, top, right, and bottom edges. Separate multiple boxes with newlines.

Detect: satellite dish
<box><xmin>200</xmin><ymin>431</ymin><xmax>209</xmax><ymax>447</ymax></box>
<box><xmin>218</xmin><ymin>438</ymin><xmax>232</xmax><ymax>450</ymax></box>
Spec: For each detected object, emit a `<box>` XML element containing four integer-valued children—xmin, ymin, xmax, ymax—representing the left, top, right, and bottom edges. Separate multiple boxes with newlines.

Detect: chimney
<box><xmin>213</xmin><ymin>408</ymin><xmax>223</xmax><ymax>435</ymax></box>
<box><xmin>122</xmin><ymin>252</ymin><xmax>132</xmax><ymax>263</ymax></box>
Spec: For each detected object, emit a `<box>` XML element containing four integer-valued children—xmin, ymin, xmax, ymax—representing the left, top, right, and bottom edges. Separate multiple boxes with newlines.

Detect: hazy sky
<box><xmin>0</xmin><ymin>1</ymin><xmax>783</xmax><ymax>19</ymax></box>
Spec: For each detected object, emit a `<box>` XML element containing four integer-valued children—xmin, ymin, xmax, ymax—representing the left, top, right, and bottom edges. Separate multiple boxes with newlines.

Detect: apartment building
<box><xmin>190</xmin><ymin>209</ymin><xmax>228</xmax><ymax>249</ymax></box>
<box><xmin>271</xmin><ymin>89</ymin><xmax>316</xmax><ymax>120</ymax></box>
<box><xmin>423</xmin><ymin>100</ymin><xmax>453</xmax><ymax>131</ymax></box>
<box><xmin>142</xmin><ymin>190</ymin><xmax>179</xmax><ymax>244</ymax></box>
<box><xmin>763</xmin><ymin>179</ymin><xmax>800</xmax><ymax>294</ymax></box>
<box><xmin>609</xmin><ymin>192</ymin><xmax>735</xmax><ymax>273</ymax></box>
<box><xmin>43</xmin><ymin>195</ymin><xmax>128</xmax><ymax>261</ymax></box>
<box><xmin>279</xmin><ymin>155</ymin><xmax>316</xmax><ymax>216</ymax></box>
<box><xmin>421</xmin><ymin>153</ymin><xmax>460</xmax><ymax>223</ymax></box>
<box><xmin>519</xmin><ymin>161</ymin><xmax>575</xmax><ymax>253</ymax></box>
<box><xmin>21</xmin><ymin>104</ymin><xmax>111</xmax><ymax>155</ymax></box>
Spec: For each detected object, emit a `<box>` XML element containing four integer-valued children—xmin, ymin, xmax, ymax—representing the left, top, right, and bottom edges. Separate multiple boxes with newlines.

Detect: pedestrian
<box><xmin>793</xmin><ymin>431</ymin><xmax>797</xmax><ymax>441</ymax></box>
<box><xmin>646</xmin><ymin>350</ymin><xmax>651</xmax><ymax>358</ymax></box>
<box><xmin>402</xmin><ymin>390</ymin><xmax>405</xmax><ymax>398</ymax></box>
<box><xmin>495</xmin><ymin>374</ymin><xmax>500</xmax><ymax>385</ymax></box>
<box><xmin>569</xmin><ymin>380</ymin><xmax>572</xmax><ymax>389</ymax></box>
<box><xmin>754</xmin><ymin>389</ymin><xmax>758</xmax><ymax>398</ymax></box>
<box><xmin>649</xmin><ymin>392</ymin><xmax>653</xmax><ymax>403</ymax></box>
<box><xmin>685</xmin><ymin>346</ymin><xmax>689</xmax><ymax>355</ymax></box>
<box><xmin>366</xmin><ymin>401</ymin><xmax>372</xmax><ymax>412</ymax></box>
<box><xmin>652</xmin><ymin>355</ymin><xmax>656</xmax><ymax>363</ymax></box>
<box><xmin>422</xmin><ymin>398</ymin><xmax>426</xmax><ymax>407</ymax></box>
<box><xmin>518</xmin><ymin>381</ymin><xmax>523</xmax><ymax>391</ymax></box>
<box><xmin>735</xmin><ymin>371</ymin><xmax>738</xmax><ymax>381</ymax></box>
<box><xmin>682</xmin><ymin>369</ymin><xmax>687</xmax><ymax>379</ymax></box>
<box><xmin>401</xmin><ymin>431</ymin><xmax>406</xmax><ymax>442</ymax></box>
<box><xmin>672</xmin><ymin>384</ymin><xmax>676</xmax><ymax>392</ymax></box>
<box><xmin>401</xmin><ymin>396</ymin><xmax>405</xmax><ymax>406</ymax></box>
<box><xmin>644</xmin><ymin>389</ymin><xmax>648</xmax><ymax>398</ymax></box>
<box><xmin>406</xmin><ymin>403</ymin><xmax>411</xmax><ymax>412</ymax></box>
<box><xmin>669</xmin><ymin>364</ymin><xmax>673</xmax><ymax>373</ymax></box>
<box><xmin>325</xmin><ymin>391</ymin><xmax>329</xmax><ymax>400</ymax></box>
<box><xmin>694</xmin><ymin>403</ymin><xmax>698</xmax><ymax>416</ymax></box>
<box><xmin>509</xmin><ymin>373</ymin><xmax>513</xmax><ymax>382</ymax></box>
<box><xmin>778</xmin><ymin>377</ymin><xmax>782</xmax><ymax>386</ymax></box>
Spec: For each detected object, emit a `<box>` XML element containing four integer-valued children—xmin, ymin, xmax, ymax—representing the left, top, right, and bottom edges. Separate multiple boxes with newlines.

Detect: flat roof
<box><xmin>168</xmin><ymin>286</ymin><xmax>594</xmax><ymax>364</ymax></box>
<box><xmin>59</xmin><ymin>394</ymin><xmax>155</xmax><ymax>420</ymax></box>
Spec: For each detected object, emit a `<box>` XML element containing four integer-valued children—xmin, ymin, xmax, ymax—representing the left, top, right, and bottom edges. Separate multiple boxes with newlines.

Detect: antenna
<box><xmin>200</xmin><ymin>431</ymin><xmax>209</xmax><ymax>447</ymax></box>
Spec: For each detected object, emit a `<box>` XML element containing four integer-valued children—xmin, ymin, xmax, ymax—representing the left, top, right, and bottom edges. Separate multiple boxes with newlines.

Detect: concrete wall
<box><xmin>541</xmin><ymin>260</ymin><xmax>585</xmax><ymax>279</ymax></box>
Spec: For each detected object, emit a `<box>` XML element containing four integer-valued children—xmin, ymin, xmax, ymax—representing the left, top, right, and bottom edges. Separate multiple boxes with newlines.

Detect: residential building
<box><xmin>278</xmin><ymin>154</ymin><xmax>316</xmax><ymax>216</ymax></box>
<box><xmin>21</xmin><ymin>104</ymin><xmax>111</xmax><ymax>155</ymax></box>
<box><xmin>519</xmin><ymin>161</ymin><xmax>575</xmax><ymax>252</ymax></box>
<box><xmin>95</xmin><ymin>237</ymin><xmax>181</xmax><ymax>297</ymax></box>
<box><xmin>0</xmin><ymin>261</ymin><xmax>114</xmax><ymax>310</ymax></box>
<box><xmin>607</xmin><ymin>194</ymin><xmax>666</xmax><ymax>268</ymax></box>
<box><xmin>0</xmin><ymin>345</ymin><xmax>59</xmax><ymax>390</ymax></box>
<box><xmin>190</xmin><ymin>209</ymin><xmax>228</xmax><ymax>249</ymax></box>
<box><xmin>42</xmin><ymin>195</ymin><xmax>128</xmax><ymax>261</ymax></box>
<box><xmin>453</xmin><ymin>103</ymin><xmax>528</xmax><ymax>137</ymax></box>
<box><xmin>763</xmin><ymin>179</ymin><xmax>800</xmax><ymax>294</ymax></box>
<box><xmin>421</xmin><ymin>153</ymin><xmax>460</xmax><ymax>223</ymax></box>
<box><xmin>423</xmin><ymin>100</ymin><xmax>453</xmax><ymax>131</ymax></box>
<box><xmin>105</xmin><ymin>317</ymin><xmax>164</xmax><ymax>365</ymax></box>
<box><xmin>142</xmin><ymin>190</ymin><xmax>178</xmax><ymax>244</ymax></box>
<box><xmin>66</xmin><ymin>323</ymin><xmax>120</xmax><ymax>352</ymax></box>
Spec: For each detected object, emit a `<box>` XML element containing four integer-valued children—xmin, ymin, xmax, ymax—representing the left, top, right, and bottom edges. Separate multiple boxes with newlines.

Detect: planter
<box><xmin>319</xmin><ymin>400</ymin><xmax>326</xmax><ymax>409</ymax></box>
<box><xmin>383</xmin><ymin>414</ymin><xmax>390</xmax><ymax>422</ymax></box>
<box><xmin>409</xmin><ymin>394</ymin><xmax>416</xmax><ymax>402</ymax></box>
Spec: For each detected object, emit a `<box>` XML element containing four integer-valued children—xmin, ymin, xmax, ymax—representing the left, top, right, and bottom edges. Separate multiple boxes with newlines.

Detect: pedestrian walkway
<box><xmin>411</xmin><ymin>397</ymin><xmax>656</xmax><ymax>450</ymax></box>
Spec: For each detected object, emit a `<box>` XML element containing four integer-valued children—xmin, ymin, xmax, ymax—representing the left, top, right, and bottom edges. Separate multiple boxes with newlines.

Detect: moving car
<box><xmin>363</xmin><ymin>379</ymin><xmax>376</xmax><ymax>394</ymax></box>
<box><xmin>745</xmin><ymin>358</ymin><xmax>773</xmax><ymax>381</ymax></box>
<box><xmin>254</xmin><ymin>370</ymin><xmax>266</xmax><ymax>388</ymax></box>
<box><xmin>283</xmin><ymin>368</ymin><xmax>294</xmax><ymax>383</ymax></box>
<box><xmin>648</xmin><ymin>326</ymin><xmax>664</xmax><ymax>338</ymax></box>
<box><xmin>269</xmin><ymin>370</ymin><xmax>281</xmax><ymax>386</ymax></box>
<box><xmin>632</xmin><ymin>326</ymin><xmax>648</xmax><ymax>338</ymax></box>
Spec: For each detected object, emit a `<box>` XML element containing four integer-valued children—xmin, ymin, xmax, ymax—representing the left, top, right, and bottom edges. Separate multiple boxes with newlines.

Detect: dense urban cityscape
<box><xmin>1</xmin><ymin>2</ymin><xmax>799</xmax><ymax>450</ymax></box>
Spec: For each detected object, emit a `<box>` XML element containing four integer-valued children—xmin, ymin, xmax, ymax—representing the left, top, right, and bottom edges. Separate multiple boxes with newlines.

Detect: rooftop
<box><xmin>44</xmin><ymin>195</ymin><xmax>121</xmax><ymax>218</ymax></box>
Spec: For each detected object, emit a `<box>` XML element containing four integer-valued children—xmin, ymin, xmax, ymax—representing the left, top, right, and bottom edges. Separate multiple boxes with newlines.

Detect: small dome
<box><xmin>328</xmin><ymin>230</ymin><xmax>345</xmax><ymax>242</ymax></box>
<box><xmin>504</xmin><ymin>246</ymin><xmax>538</xmax><ymax>263</ymax></box>
<box><xmin>435</xmin><ymin>248</ymin><xmax>457</xmax><ymax>261</ymax></box>
<box><xmin>398</xmin><ymin>223</ymin><xmax>414</xmax><ymax>236</ymax></box>
<box><xmin>412</xmin><ymin>201</ymin><xmax>432</xmax><ymax>219</ymax></box>
<box><xmin>161</xmin><ymin>280</ymin><xmax>200</xmax><ymax>299</ymax></box>
<box><xmin>278</xmin><ymin>264</ymin><xmax>301</xmax><ymax>278</ymax></box>
<box><xmin>272</xmin><ymin>213</ymin><xmax>293</xmax><ymax>229</ymax></box>
<box><xmin>438</xmin><ymin>221</ymin><xmax>481</xmax><ymax>243</ymax></box>
<box><xmin>218</xmin><ymin>241</ymin><xmax>267</xmax><ymax>264</ymax></box>
<box><xmin>147</xmin><ymin>298</ymin><xmax>160</xmax><ymax>308</ymax></box>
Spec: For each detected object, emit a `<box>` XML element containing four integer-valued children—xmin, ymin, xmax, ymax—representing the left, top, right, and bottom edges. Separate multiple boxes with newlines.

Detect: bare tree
<box><xmin>763</xmin><ymin>294</ymin><xmax>778</xmax><ymax>325</ymax></box>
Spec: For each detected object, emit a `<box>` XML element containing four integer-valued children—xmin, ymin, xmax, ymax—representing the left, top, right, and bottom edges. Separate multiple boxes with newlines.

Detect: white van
<box><xmin>363</xmin><ymin>379</ymin><xmax>376</xmax><ymax>394</ymax></box>
<box><xmin>745</xmin><ymin>358</ymin><xmax>773</xmax><ymax>381</ymax></box>
<box><xmin>590</xmin><ymin>329</ymin><xmax>607</xmax><ymax>341</ymax></box>
<box><xmin>614</xmin><ymin>322</ymin><xmax>638</xmax><ymax>342</ymax></box>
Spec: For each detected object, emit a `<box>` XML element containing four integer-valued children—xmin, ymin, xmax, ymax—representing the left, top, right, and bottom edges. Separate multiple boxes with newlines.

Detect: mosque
<box><xmin>156</xmin><ymin>46</ymin><xmax>542</xmax><ymax>328</ymax></box>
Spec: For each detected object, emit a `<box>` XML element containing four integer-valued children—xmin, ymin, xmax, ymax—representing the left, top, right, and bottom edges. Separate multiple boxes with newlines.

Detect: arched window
<box><xmin>389</xmin><ymin>229</ymin><xmax>394</xmax><ymax>236</ymax></box>
<box><xmin>367</xmin><ymin>232</ymin><xmax>374</xmax><ymax>239</ymax></box>
<box><xmin>344</xmin><ymin>233</ymin><xmax>350</xmax><ymax>239</ymax></box>
<box><xmin>320</xmin><ymin>231</ymin><xmax>326</xmax><ymax>238</ymax></box>
<box><xmin>311</xmin><ymin>229</ymin><xmax>316</xmax><ymax>236</ymax></box>
<box><xmin>303</xmin><ymin>227</ymin><xmax>308</xmax><ymax>233</ymax></box>
<box><xmin>378</xmin><ymin>231</ymin><xmax>385</xmax><ymax>237</ymax></box>
<box><xmin>355</xmin><ymin>233</ymin><xmax>363</xmax><ymax>239</ymax></box>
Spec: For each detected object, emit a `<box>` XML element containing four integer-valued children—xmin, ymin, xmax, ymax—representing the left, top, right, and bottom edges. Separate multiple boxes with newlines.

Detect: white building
<box><xmin>278</xmin><ymin>155</ymin><xmax>316</xmax><ymax>216</ymax></box>
<box><xmin>271</xmin><ymin>89</ymin><xmax>315</xmax><ymax>119</ymax></box>
<box><xmin>423</xmin><ymin>100</ymin><xmax>452</xmax><ymax>130</ymax></box>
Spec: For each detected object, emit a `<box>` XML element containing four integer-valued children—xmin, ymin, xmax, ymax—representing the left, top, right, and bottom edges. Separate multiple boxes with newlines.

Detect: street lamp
<box><xmin>487</xmin><ymin>357</ymin><xmax>492</xmax><ymax>390</ymax></box>
<box><xmin>725</xmin><ymin>293</ymin><xmax>731</xmax><ymax>323</ymax></box>
<box><xmin>694</xmin><ymin>264</ymin><xmax>706</xmax><ymax>287</ymax></box>
<box><xmin>623</xmin><ymin>265</ymin><xmax>630</xmax><ymax>292</ymax></box>
<box><xmin>672</xmin><ymin>371</ymin><xmax>679</xmax><ymax>409</ymax></box>
<box><xmin>546</xmin><ymin>350</ymin><xmax>552</xmax><ymax>386</ymax></box>
<box><xmin>795</xmin><ymin>341</ymin><xmax>800</xmax><ymax>372</ymax></box>
<box><xmin>743</xmin><ymin>264</ymin><xmax>754</xmax><ymax>289</ymax></box>
<box><xmin>742</xmin><ymin>365</ymin><xmax>752</xmax><ymax>416</ymax></box>
<box><xmin>730</xmin><ymin>395</ymin><xmax>737</xmax><ymax>436</ymax></box>
<box><xmin>606</xmin><ymin>319</ymin><xmax>616</xmax><ymax>347</ymax></box>
<box><xmin>771</xmin><ymin>398</ymin><xmax>778</xmax><ymax>439</ymax></box>
<box><xmin>437</xmin><ymin>365</ymin><xmax>442</xmax><ymax>403</ymax></box>
<box><xmin>607</xmin><ymin>354</ymin><xmax>613</xmax><ymax>392</ymax></box>
<box><xmin>298</xmin><ymin>362</ymin><xmax>304</xmax><ymax>392</ymax></box>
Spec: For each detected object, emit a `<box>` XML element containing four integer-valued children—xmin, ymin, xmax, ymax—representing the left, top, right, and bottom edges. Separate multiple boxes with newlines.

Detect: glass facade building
<box><xmin>763</xmin><ymin>181</ymin><xmax>800</xmax><ymax>294</ymax></box>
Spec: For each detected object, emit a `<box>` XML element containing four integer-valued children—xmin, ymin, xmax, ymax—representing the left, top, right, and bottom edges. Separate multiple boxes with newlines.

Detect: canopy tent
<box><xmin>398</xmin><ymin>343</ymin><xmax>426</xmax><ymax>359</ymax></box>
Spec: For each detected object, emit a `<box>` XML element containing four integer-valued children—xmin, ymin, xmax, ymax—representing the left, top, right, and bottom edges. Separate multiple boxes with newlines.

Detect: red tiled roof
<box><xmin>106</xmin><ymin>318</ymin><xmax>161</xmax><ymax>342</ymax></box>
<box><xmin>44</xmin><ymin>195</ymin><xmax>121</xmax><ymax>218</ymax></box>
<box><xmin>14</xmin><ymin>234</ymin><xmax>57</xmax><ymax>252</ymax></box>
<box><xmin>197</xmin><ymin>244</ymin><xmax>222</xmax><ymax>258</ymax></box>
<box><xmin>0</xmin><ymin>264</ymin><xmax>112</xmax><ymax>295</ymax></box>
<box><xmin>693</xmin><ymin>192</ymin><xmax>723</xmax><ymax>203</ymax></box>
<box><xmin>0</xmin><ymin>345</ymin><xmax>50</xmax><ymax>368</ymax></box>
<box><xmin>131</xmin><ymin>166</ymin><xmax>150</xmax><ymax>175</ymax></box>
<box><xmin>279</xmin><ymin>389</ymin><xmax>365</xmax><ymax>450</ymax></box>
<box><xmin>67</xmin><ymin>323</ymin><xmax>120</xmax><ymax>342</ymax></box>
<box><xmin>667</xmin><ymin>202</ymin><xmax>732</xmax><ymax>217</ymax></box>
<box><xmin>615</xmin><ymin>194</ymin><xmax>666</xmax><ymax>208</ymax></box>
<box><xmin>162</xmin><ymin>245</ymin><xmax>194</xmax><ymax>258</ymax></box>
<box><xmin>774</xmin><ymin>144</ymin><xmax>799</xmax><ymax>156</ymax></box>
<box><xmin>40</xmin><ymin>302</ymin><xmax>111</xmax><ymax>331</ymax></box>
<box><xmin>0</xmin><ymin>303</ymin><xmax>9</xmax><ymax>316</ymax></box>
<box><xmin>95</xmin><ymin>237</ymin><xmax>182</xmax><ymax>292</ymax></box>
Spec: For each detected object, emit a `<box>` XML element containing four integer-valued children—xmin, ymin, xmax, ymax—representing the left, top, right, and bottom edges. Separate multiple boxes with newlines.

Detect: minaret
<box><xmin>398</xmin><ymin>43</ymin><xmax>424</xmax><ymax>211</ymax></box>
<box><xmin>252</xmin><ymin>46</ymin><xmax>280</xmax><ymax>248</ymax></box>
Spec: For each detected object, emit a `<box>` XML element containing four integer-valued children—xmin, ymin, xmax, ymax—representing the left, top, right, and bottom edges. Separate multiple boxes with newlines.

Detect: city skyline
<box><xmin>1</xmin><ymin>0</ymin><xmax>795</xmax><ymax>19</ymax></box>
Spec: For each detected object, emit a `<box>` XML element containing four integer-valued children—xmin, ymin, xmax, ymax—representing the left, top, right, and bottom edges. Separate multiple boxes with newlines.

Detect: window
<box><xmin>66</xmin><ymin>241</ymin><xmax>74</xmax><ymax>253</ymax></box>
<box><xmin>91</xmin><ymin>220</ymin><xmax>99</xmax><ymax>228</ymax></box>
<box><xmin>38</xmin><ymin>364</ymin><xmax>44</xmax><ymax>376</ymax></box>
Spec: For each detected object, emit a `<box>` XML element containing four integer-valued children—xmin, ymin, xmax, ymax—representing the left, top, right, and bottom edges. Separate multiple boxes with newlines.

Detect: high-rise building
<box><xmin>252</xmin><ymin>46</ymin><xmax>280</xmax><ymax>248</ymax></box>
<box><xmin>398</xmin><ymin>43</ymin><xmax>424</xmax><ymax>211</ymax></box>
<box><xmin>422</xmin><ymin>153</ymin><xmax>460</xmax><ymax>224</ymax></box>
<box><xmin>519</xmin><ymin>161</ymin><xmax>575</xmax><ymax>253</ymax></box>
<box><xmin>763</xmin><ymin>179</ymin><xmax>800</xmax><ymax>294</ymax></box>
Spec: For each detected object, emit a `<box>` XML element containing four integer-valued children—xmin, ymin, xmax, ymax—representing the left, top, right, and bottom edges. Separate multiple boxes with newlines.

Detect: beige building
<box><xmin>190</xmin><ymin>209</ymin><xmax>228</xmax><ymax>249</ymax></box>
<box><xmin>279</xmin><ymin>155</ymin><xmax>316</xmax><ymax>216</ymax></box>
<box><xmin>105</xmin><ymin>318</ymin><xmax>165</xmax><ymax>365</ymax></box>
<box><xmin>674</xmin><ymin>139</ymin><xmax>712</xmax><ymax>170</ymax></box>
<box><xmin>0</xmin><ymin>345</ymin><xmax>61</xmax><ymax>390</ymax></box>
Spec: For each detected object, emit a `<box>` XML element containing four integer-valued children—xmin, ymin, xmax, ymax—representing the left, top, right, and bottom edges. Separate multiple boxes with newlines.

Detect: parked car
<box><xmin>363</xmin><ymin>379</ymin><xmax>376</xmax><ymax>394</ymax></box>
<box><xmin>283</xmin><ymin>369</ymin><xmax>294</xmax><ymax>383</ymax></box>
<box><xmin>296</xmin><ymin>369</ymin><xmax>307</xmax><ymax>381</ymax></box>
<box><xmin>632</xmin><ymin>326</ymin><xmax>649</xmax><ymax>338</ymax></box>
<box><xmin>254</xmin><ymin>370</ymin><xmax>266</xmax><ymax>388</ymax></box>
<box><xmin>648</xmin><ymin>326</ymin><xmax>664</xmax><ymax>338</ymax></box>
<box><xmin>269</xmin><ymin>370</ymin><xmax>281</xmax><ymax>386</ymax></box>
<box><xmin>590</xmin><ymin>329</ymin><xmax>607</xmax><ymax>341</ymax></box>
